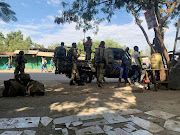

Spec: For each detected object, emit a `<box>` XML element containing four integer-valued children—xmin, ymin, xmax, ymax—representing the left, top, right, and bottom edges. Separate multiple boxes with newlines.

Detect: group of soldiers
<box><xmin>54</xmin><ymin>37</ymin><xmax>106</xmax><ymax>87</ymax></box>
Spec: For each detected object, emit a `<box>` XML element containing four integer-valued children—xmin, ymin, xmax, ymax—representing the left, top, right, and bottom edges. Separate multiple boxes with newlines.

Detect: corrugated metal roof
<box><xmin>0</xmin><ymin>52</ymin><xmax>13</xmax><ymax>55</ymax></box>
<box><xmin>37</xmin><ymin>52</ymin><xmax>54</xmax><ymax>57</ymax></box>
<box><xmin>13</xmin><ymin>50</ymin><xmax>39</xmax><ymax>54</ymax></box>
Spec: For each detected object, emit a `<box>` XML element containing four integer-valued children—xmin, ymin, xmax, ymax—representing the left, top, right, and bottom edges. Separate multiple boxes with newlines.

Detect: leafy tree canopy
<box><xmin>56</xmin><ymin>0</ymin><xmax>179</xmax><ymax>32</ymax></box>
<box><xmin>0</xmin><ymin>2</ymin><xmax>17</xmax><ymax>22</ymax></box>
<box><xmin>0</xmin><ymin>30</ymin><xmax>45</xmax><ymax>52</ymax></box>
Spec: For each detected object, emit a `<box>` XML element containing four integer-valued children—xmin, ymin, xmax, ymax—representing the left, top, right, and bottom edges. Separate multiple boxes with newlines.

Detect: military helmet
<box><xmin>19</xmin><ymin>51</ymin><xmax>24</xmax><ymax>55</ymax></box>
<box><xmin>61</xmin><ymin>42</ymin><xmax>64</xmax><ymax>46</ymax></box>
<box><xmin>72</xmin><ymin>42</ymin><xmax>76</xmax><ymax>48</ymax></box>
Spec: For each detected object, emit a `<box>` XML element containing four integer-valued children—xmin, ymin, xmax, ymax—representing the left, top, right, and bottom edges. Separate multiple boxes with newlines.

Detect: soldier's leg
<box><xmin>96</xmin><ymin>64</ymin><xmax>100</xmax><ymax>83</ymax></box>
<box><xmin>98</xmin><ymin>63</ymin><xmax>105</xmax><ymax>87</ymax></box>
<box><xmin>86</xmin><ymin>52</ymin><xmax>91</xmax><ymax>60</ymax></box>
<box><xmin>70</xmin><ymin>63</ymin><xmax>76</xmax><ymax>85</ymax></box>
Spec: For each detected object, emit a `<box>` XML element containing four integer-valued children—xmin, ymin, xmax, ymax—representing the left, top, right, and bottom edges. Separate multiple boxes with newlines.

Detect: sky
<box><xmin>0</xmin><ymin>0</ymin><xmax>179</xmax><ymax>52</ymax></box>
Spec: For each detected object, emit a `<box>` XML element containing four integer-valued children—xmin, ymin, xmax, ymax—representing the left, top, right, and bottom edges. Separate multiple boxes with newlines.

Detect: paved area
<box><xmin>0</xmin><ymin>71</ymin><xmax>180</xmax><ymax>135</ymax></box>
<box><xmin>0</xmin><ymin>108</ymin><xmax>180</xmax><ymax>135</ymax></box>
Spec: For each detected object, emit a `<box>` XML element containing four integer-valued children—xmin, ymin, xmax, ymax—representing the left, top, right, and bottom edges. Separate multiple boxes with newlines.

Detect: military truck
<box><xmin>94</xmin><ymin>47</ymin><xmax>131</xmax><ymax>78</ymax></box>
<box><xmin>54</xmin><ymin>47</ymin><xmax>131</xmax><ymax>83</ymax></box>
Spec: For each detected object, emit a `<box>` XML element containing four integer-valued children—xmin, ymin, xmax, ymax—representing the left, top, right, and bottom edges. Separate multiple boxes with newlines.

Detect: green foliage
<box><xmin>0</xmin><ymin>30</ymin><xmax>45</xmax><ymax>52</ymax></box>
<box><xmin>0</xmin><ymin>2</ymin><xmax>17</xmax><ymax>22</ymax></box>
<box><xmin>48</xmin><ymin>43</ymin><xmax>60</xmax><ymax>49</ymax></box>
<box><xmin>58</xmin><ymin>0</ymin><xmax>179</xmax><ymax>33</ymax></box>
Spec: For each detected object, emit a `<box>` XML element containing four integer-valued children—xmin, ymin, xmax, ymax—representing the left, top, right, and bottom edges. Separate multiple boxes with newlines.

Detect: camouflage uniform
<box><xmin>94</xmin><ymin>45</ymin><xmax>105</xmax><ymax>87</ymax></box>
<box><xmin>84</xmin><ymin>38</ymin><xmax>92</xmax><ymax>60</ymax></box>
<box><xmin>14</xmin><ymin>52</ymin><xmax>27</xmax><ymax>76</ymax></box>
<box><xmin>70</xmin><ymin>48</ymin><xmax>80</xmax><ymax>81</ymax></box>
<box><xmin>54</xmin><ymin>45</ymin><xmax>66</xmax><ymax>73</ymax></box>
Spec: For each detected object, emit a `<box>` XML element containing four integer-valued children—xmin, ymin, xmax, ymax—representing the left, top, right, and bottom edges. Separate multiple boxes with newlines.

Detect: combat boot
<box><xmin>70</xmin><ymin>80</ymin><xmax>75</xmax><ymax>85</ymax></box>
<box><xmin>98</xmin><ymin>82</ymin><xmax>103</xmax><ymax>87</ymax></box>
<box><xmin>78</xmin><ymin>80</ymin><xmax>84</xmax><ymax>86</ymax></box>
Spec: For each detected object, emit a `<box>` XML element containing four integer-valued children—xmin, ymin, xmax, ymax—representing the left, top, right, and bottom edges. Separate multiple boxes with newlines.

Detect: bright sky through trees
<box><xmin>0</xmin><ymin>0</ymin><xmax>178</xmax><ymax>51</ymax></box>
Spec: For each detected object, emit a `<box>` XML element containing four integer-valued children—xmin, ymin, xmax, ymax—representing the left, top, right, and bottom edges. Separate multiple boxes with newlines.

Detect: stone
<box><xmin>61</xmin><ymin>128</ymin><xmax>68</xmax><ymax>135</ymax></box>
<box><xmin>164</xmin><ymin>120</ymin><xmax>180</xmax><ymax>132</ymax></box>
<box><xmin>102</xmin><ymin>113</ymin><xmax>128</xmax><ymax>124</ymax></box>
<box><xmin>128</xmin><ymin>117</ymin><xmax>164</xmax><ymax>133</ymax></box>
<box><xmin>106</xmin><ymin>130</ymin><xmax>117</xmax><ymax>135</ymax></box>
<box><xmin>75</xmin><ymin>125</ymin><xmax>104</xmax><ymax>135</ymax></box>
<box><xmin>103</xmin><ymin>125</ymin><xmax>113</xmax><ymax>132</ymax></box>
<box><xmin>65</xmin><ymin>122</ymin><xmax>71</xmax><ymax>127</ymax></box>
<box><xmin>177</xmin><ymin>117</ymin><xmax>180</xmax><ymax>120</ymax></box>
<box><xmin>82</xmin><ymin>119</ymin><xmax>108</xmax><ymax>127</ymax></box>
<box><xmin>127</xmin><ymin>122</ymin><xmax>135</xmax><ymax>126</ymax></box>
<box><xmin>72</xmin><ymin>121</ymin><xmax>83</xmax><ymax>127</ymax></box>
<box><xmin>0</xmin><ymin>117</ymin><xmax>40</xmax><ymax>129</ymax></box>
<box><xmin>23</xmin><ymin>130</ymin><xmax>36</xmax><ymax>135</ymax></box>
<box><xmin>0</xmin><ymin>131</ymin><xmax>23</xmax><ymax>135</ymax></box>
<box><xmin>41</xmin><ymin>116</ymin><xmax>53</xmax><ymax>126</ymax></box>
<box><xmin>114</xmin><ymin>128</ymin><xmax>131</xmax><ymax>135</ymax></box>
<box><xmin>124</xmin><ymin>124</ymin><xmax>136</xmax><ymax>130</ymax></box>
<box><xmin>105</xmin><ymin>129</ymin><xmax>131</xmax><ymax>135</ymax></box>
<box><xmin>122</xmin><ymin>128</ymin><xmax>134</xmax><ymax>133</ymax></box>
<box><xmin>77</xmin><ymin>114</ymin><xmax>103</xmax><ymax>121</ymax></box>
<box><xmin>144</xmin><ymin>110</ymin><xmax>176</xmax><ymax>120</ymax></box>
<box><xmin>131</xmin><ymin>130</ymin><xmax>153</xmax><ymax>135</ymax></box>
<box><xmin>117</xmin><ymin>109</ymin><xmax>142</xmax><ymax>116</ymax></box>
<box><xmin>53</xmin><ymin>115</ymin><xmax>77</xmax><ymax>124</ymax></box>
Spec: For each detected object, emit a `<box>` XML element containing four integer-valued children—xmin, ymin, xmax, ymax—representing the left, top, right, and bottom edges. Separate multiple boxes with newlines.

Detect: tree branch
<box><xmin>158</xmin><ymin>5</ymin><xmax>168</xmax><ymax>14</ymax></box>
<box><xmin>128</xmin><ymin>4</ymin><xmax>155</xmax><ymax>53</ymax></box>
<box><xmin>162</xmin><ymin>0</ymin><xmax>179</xmax><ymax>25</ymax></box>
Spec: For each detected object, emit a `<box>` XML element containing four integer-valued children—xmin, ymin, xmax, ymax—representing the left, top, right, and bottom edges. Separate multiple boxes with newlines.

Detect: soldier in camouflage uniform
<box><xmin>94</xmin><ymin>41</ymin><xmax>106</xmax><ymax>87</ymax></box>
<box><xmin>54</xmin><ymin>42</ymin><xmax>66</xmax><ymax>74</ymax></box>
<box><xmin>69</xmin><ymin>43</ymin><xmax>84</xmax><ymax>86</ymax></box>
<box><xmin>14</xmin><ymin>51</ymin><xmax>27</xmax><ymax>78</ymax></box>
<box><xmin>83</xmin><ymin>36</ymin><xmax>92</xmax><ymax>60</ymax></box>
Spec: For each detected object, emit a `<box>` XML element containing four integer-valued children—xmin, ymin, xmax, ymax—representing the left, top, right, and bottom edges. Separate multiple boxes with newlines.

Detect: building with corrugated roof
<box><xmin>0</xmin><ymin>50</ymin><xmax>55</xmax><ymax>70</ymax></box>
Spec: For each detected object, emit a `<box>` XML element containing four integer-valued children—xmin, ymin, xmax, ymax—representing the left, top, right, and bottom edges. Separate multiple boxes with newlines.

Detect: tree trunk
<box><xmin>154</xmin><ymin>27</ymin><xmax>170</xmax><ymax>68</ymax></box>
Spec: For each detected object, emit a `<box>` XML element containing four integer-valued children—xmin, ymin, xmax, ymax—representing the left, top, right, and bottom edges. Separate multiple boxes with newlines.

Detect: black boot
<box><xmin>70</xmin><ymin>80</ymin><xmax>75</xmax><ymax>85</ymax></box>
<box><xmin>78</xmin><ymin>80</ymin><xmax>84</xmax><ymax>86</ymax></box>
<box><xmin>98</xmin><ymin>82</ymin><xmax>103</xmax><ymax>87</ymax></box>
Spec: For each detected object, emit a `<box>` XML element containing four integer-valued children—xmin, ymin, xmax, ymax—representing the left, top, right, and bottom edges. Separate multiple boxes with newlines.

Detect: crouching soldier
<box><xmin>68</xmin><ymin>43</ymin><xmax>84</xmax><ymax>86</ymax></box>
<box><xmin>14</xmin><ymin>51</ymin><xmax>27</xmax><ymax>78</ymax></box>
<box><xmin>94</xmin><ymin>41</ymin><xmax>106</xmax><ymax>87</ymax></box>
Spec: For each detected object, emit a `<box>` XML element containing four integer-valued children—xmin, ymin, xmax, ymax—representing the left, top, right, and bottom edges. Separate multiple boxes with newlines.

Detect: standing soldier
<box><xmin>69</xmin><ymin>43</ymin><xmax>84</xmax><ymax>86</ymax></box>
<box><xmin>83</xmin><ymin>36</ymin><xmax>92</xmax><ymax>60</ymax></box>
<box><xmin>54</xmin><ymin>42</ymin><xmax>66</xmax><ymax>74</ymax></box>
<box><xmin>94</xmin><ymin>41</ymin><xmax>106</xmax><ymax>87</ymax></box>
<box><xmin>14</xmin><ymin>51</ymin><xmax>27</xmax><ymax>78</ymax></box>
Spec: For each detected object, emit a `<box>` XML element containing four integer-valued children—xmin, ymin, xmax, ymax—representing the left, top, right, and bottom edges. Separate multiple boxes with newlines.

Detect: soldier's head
<box><xmin>86</xmin><ymin>36</ymin><xmax>91</xmax><ymax>40</ymax></box>
<box><xmin>99</xmin><ymin>41</ymin><xmax>105</xmax><ymax>48</ymax></box>
<box><xmin>134</xmin><ymin>46</ymin><xmax>139</xmax><ymax>52</ymax></box>
<box><xmin>19</xmin><ymin>51</ymin><xmax>24</xmax><ymax>56</ymax></box>
<box><xmin>61</xmin><ymin>42</ymin><xmax>64</xmax><ymax>46</ymax></box>
<box><xmin>72</xmin><ymin>42</ymin><xmax>77</xmax><ymax>48</ymax></box>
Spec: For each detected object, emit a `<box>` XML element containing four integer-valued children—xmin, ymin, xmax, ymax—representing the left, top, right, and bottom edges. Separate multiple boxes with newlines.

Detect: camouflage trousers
<box><xmin>97</xmin><ymin>63</ymin><xmax>105</xmax><ymax>84</ymax></box>
<box><xmin>70</xmin><ymin>62</ymin><xmax>80</xmax><ymax>80</ymax></box>
<box><xmin>14</xmin><ymin>65</ymin><xmax>25</xmax><ymax>75</ymax></box>
<box><xmin>85</xmin><ymin>51</ymin><xmax>91</xmax><ymax>60</ymax></box>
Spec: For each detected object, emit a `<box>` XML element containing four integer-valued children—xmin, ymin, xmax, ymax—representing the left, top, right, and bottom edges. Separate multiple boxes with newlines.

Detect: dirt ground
<box><xmin>0</xmin><ymin>79</ymin><xmax>180</xmax><ymax>134</ymax></box>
